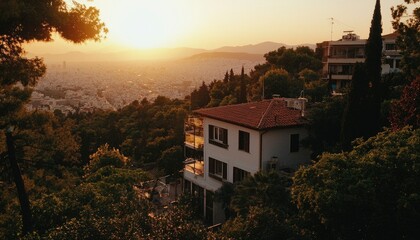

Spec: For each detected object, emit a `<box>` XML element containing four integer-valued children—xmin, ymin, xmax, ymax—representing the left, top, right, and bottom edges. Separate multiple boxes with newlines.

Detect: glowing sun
<box><xmin>100</xmin><ymin>0</ymin><xmax>191</xmax><ymax>49</ymax></box>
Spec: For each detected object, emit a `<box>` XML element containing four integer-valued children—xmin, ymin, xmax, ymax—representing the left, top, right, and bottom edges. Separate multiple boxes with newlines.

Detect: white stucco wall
<box><xmin>197</xmin><ymin>118</ymin><xmax>311</xmax><ymax>191</ymax></box>
<box><xmin>183</xmin><ymin>116</ymin><xmax>311</xmax><ymax>225</ymax></box>
<box><xmin>261</xmin><ymin>127</ymin><xmax>311</xmax><ymax>170</ymax></box>
<box><xmin>202</xmin><ymin>118</ymin><xmax>261</xmax><ymax>191</ymax></box>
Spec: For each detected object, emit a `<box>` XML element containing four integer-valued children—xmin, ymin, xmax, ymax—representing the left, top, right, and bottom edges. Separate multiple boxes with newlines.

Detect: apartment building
<box><xmin>183</xmin><ymin>98</ymin><xmax>311</xmax><ymax>224</ymax></box>
<box><xmin>316</xmin><ymin>31</ymin><xmax>401</xmax><ymax>91</ymax></box>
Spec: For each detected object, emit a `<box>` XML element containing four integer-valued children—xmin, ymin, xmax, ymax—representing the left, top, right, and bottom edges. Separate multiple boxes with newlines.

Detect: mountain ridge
<box><xmin>28</xmin><ymin>42</ymin><xmax>315</xmax><ymax>62</ymax></box>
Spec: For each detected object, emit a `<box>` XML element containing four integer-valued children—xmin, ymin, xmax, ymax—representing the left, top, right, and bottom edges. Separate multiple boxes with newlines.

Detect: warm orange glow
<box><xmin>28</xmin><ymin>0</ymin><xmax>400</xmax><ymax>53</ymax></box>
<box><xmin>97</xmin><ymin>0</ymin><xmax>194</xmax><ymax>49</ymax></box>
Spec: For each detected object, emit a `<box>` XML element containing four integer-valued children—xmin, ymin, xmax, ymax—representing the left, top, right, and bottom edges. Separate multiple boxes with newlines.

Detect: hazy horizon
<box><xmin>26</xmin><ymin>40</ymin><xmax>313</xmax><ymax>55</ymax></box>
<box><xmin>25</xmin><ymin>0</ymin><xmax>403</xmax><ymax>56</ymax></box>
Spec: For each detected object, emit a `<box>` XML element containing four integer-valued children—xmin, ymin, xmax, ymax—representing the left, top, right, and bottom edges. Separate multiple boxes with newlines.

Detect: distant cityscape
<box><xmin>28</xmin><ymin>56</ymin><xmax>265</xmax><ymax>113</ymax></box>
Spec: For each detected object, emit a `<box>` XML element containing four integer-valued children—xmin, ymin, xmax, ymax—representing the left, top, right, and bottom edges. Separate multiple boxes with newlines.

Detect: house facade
<box><xmin>183</xmin><ymin>98</ymin><xmax>311</xmax><ymax>225</ymax></box>
<box><xmin>316</xmin><ymin>31</ymin><xmax>401</xmax><ymax>91</ymax></box>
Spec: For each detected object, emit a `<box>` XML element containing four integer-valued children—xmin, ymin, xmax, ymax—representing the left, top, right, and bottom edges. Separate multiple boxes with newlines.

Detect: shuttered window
<box><xmin>209</xmin><ymin>157</ymin><xmax>227</xmax><ymax>181</ymax></box>
<box><xmin>209</xmin><ymin>125</ymin><xmax>228</xmax><ymax>148</ymax></box>
<box><xmin>233</xmin><ymin>167</ymin><xmax>250</xmax><ymax>183</ymax></box>
<box><xmin>290</xmin><ymin>134</ymin><xmax>300</xmax><ymax>152</ymax></box>
<box><xmin>238</xmin><ymin>130</ymin><xmax>250</xmax><ymax>152</ymax></box>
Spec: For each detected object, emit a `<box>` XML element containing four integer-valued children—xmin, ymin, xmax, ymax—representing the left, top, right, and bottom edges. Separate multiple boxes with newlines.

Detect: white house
<box><xmin>183</xmin><ymin>98</ymin><xmax>311</xmax><ymax>224</ymax></box>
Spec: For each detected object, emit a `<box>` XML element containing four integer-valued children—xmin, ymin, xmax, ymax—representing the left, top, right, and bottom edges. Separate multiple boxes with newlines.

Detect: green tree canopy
<box><xmin>391</xmin><ymin>0</ymin><xmax>420</xmax><ymax>79</ymax></box>
<box><xmin>0</xmin><ymin>0</ymin><xmax>107</xmax><ymax>121</ymax></box>
<box><xmin>305</xmin><ymin>96</ymin><xmax>346</xmax><ymax>158</ymax></box>
<box><xmin>259</xmin><ymin>68</ymin><xmax>303</xmax><ymax>99</ymax></box>
<box><xmin>84</xmin><ymin>144</ymin><xmax>129</xmax><ymax>175</ymax></box>
<box><xmin>263</xmin><ymin>46</ymin><xmax>322</xmax><ymax>76</ymax></box>
<box><xmin>293</xmin><ymin>127</ymin><xmax>420</xmax><ymax>240</ymax></box>
<box><xmin>231</xmin><ymin>171</ymin><xmax>293</xmax><ymax>217</ymax></box>
<box><xmin>220</xmin><ymin>171</ymin><xmax>297</xmax><ymax>240</ymax></box>
<box><xmin>0</xmin><ymin>0</ymin><xmax>107</xmax><ymax>43</ymax></box>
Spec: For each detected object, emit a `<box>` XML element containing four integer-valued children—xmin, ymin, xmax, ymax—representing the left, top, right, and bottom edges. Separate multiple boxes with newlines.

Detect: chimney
<box><xmin>298</xmin><ymin>97</ymin><xmax>308</xmax><ymax>117</ymax></box>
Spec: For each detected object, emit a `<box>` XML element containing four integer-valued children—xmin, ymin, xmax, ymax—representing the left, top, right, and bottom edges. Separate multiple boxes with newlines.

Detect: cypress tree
<box><xmin>197</xmin><ymin>81</ymin><xmax>210</xmax><ymax>107</ymax></box>
<box><xmin>341</xmin><ymin>63</ymin><xmax>368</xmax><ymax>150</ymax></box>
<box><xmin>223</xmin><ymin>71</ymin><xmax>229</xmax><ymax>83</ymax></box>
<box><xmin>229</xmin><ymin>68</ymin><xmax>235</xmax><ymax>82</ymax></box>
<box><xmin>238</xmin><ymin>66</ymin><xmax>247</xmax><ymax>103</ymax></box>
<box><xmin>365</xmin><ymin>0</ymin><xmax>383</xmax><ymax>136</ymax></box>
<box><xmin>340</xmin><ymin>0</ymin><xmax>383</xmax><ymax>149</ymax></box>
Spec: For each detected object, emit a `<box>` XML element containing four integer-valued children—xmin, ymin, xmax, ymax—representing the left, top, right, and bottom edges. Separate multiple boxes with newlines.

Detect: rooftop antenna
<box><xmin>327</xmin><ymin>17</ymin><xmax>334</xmax><ymax>57</ymax></box>
<box><xmin>329</xmin><ymin>17</ymin><xmax>334</xmax><ymax>41</ymax></box>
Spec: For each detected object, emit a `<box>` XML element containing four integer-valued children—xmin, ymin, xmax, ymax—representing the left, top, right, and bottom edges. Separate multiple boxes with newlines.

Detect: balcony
<box><xmin>185</xmin><ymin>132</ymin><xmax>204</xmax><ymax>150</ymax></box>
<box><xmin>184</xmin><ymin>158</ymin><xmax>204</xmax><ymax>176</ymax></box>
<box><xmin>185</xmin><ymin>116</ymin><xmax>204</xmax><ymax>150</ymax></box>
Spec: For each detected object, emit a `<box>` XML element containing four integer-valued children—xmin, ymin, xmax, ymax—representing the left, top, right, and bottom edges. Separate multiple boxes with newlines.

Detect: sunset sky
<box><xmin>26</xmin><ymin>0</ymin><xmax>405</xmax><ymax>54</ymax></box>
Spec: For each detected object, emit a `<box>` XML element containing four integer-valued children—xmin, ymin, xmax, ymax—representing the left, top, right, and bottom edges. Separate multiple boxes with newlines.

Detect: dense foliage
<box><xmin>391</xmin><ymin>0</ymin><xmax>420</xmax><ymax>79</ymax></box>
<box><xmin>1</xmin><ymin>0</ymin><xmax>419</xmax><ymax>239</ymax></box>
<box><xmin>216</xmin><ymin>171</ymin><xmax>297</xmax><ymax>240</ymax></box>
<box><xmin>293</xmin><ymin>127</ymin><xmax>420</xmax><ymax>240</ymax></box>
<box><xmin>190</xmin><ymin>46</ymin><xmax>325</xmax><ymax>110</ymax></box>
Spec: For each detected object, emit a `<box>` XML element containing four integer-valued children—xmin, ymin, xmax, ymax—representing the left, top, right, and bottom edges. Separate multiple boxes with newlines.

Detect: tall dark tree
<box><xmin>190</xmin><ymin>82</ymin><xmax>210</xmax><ymax>109</ymax></box>
<box><xmin>238</xmin><ymin>66</ymin><xmax>247</xmax><ymax>103</ymax></box>
<box><xmin>364</xmin><ymin>0</ymin><xmax>383</xmax><ymax>136</ymax></box>
<box><xmin>229</xmin><ymin>68</ymin><xmax>235</xmax><ymax>82</ymax></box>
<box><xmin>340</xmin><ymin>0</ymin><xmax>383</xmax><ymax>149</ymax></box>
<box><xmin>197</xmin><ymin>81</ymin><xmax>211</xmax><ymax>108</ymax></box>
<box><xmin>0</xmin><ymin>0</ymin><xmax>106</xmax><ymax>236</ymax></box>
<box><xmin>223</xmin><ymin>71</ymin><xmax>229</xmax><ymax>83</ymax></box>
<box><xmin>341</xmin><ymin>63</ymin><xmax>369</xmax><ymax>150</ymax></box>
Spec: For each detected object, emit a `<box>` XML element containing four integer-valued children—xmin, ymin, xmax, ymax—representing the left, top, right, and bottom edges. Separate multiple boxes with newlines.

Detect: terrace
<box><xmin>184</xmin><ymin>158</ymin><xmax>204</xmax><ymax>176</ymax></box>
<box><xmin>184</xmin><ymin>117</ymin><xmax>204</xmax><ymax>150</ymax></box>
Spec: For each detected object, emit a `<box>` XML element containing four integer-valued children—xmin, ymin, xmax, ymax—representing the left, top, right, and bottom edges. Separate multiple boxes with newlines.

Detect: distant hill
<box><xmin>36</xmin><ymin>48</ymin><xmax>208</xmax><ymax>62</ymax></box>
<box><xmin>213</xmin><ymin>42</ymin><xmax>316</xmax><ymax>55</ymax></box>
<box><xmin>30</xmin><ymin>42</ymin><xmax>316</xmax><ymax>62</ymax></box>
<box><xmin>185</xmin><ymin>52</ymin><xmax>264</xmax><ymax>62</ymax></box>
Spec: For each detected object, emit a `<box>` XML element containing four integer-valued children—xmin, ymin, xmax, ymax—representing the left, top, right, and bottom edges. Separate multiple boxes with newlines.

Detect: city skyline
<box><xmin>25</xmin><ymin>0</ymin><xmax>403</xmax><ymax>55</ymax></box>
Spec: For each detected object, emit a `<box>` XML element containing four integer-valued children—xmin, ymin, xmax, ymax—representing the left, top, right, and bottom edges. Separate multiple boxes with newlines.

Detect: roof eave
<box><xmin>197</xmin><ymin>113</ymin><xmax>308</xmax><ymax>131</ymax></box>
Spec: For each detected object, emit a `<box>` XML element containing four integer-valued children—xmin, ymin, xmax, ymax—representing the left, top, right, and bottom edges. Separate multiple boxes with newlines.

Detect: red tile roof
<box><xmin>194</xmin><ymin>98</ymin><xmax>307</xmax><ymax>130</ymax></box>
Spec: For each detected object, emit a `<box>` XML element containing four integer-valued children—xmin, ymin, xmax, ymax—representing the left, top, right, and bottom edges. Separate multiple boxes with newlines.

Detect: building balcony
<box><xmin>185</xmin><ymin>116</ymin><xmax>204</xmax><ymax>150</ymax></box>
<box><xmin>328</xmin><ymin>58</ymin><xmax>365</xmax><ymax>64</ymax></box>
<box><xmin>329</xmin><ymin>74</ymin><xmax>353</xmax><ymax>80</ymax></box>
<box><xmin>184</xmin><ymin>158</ymin><xmax>204</xmax><ymax>176</ymax></box>
<box><xmin>185</xmin><ymin>132</ymin><xmax>204</xmax><ymax>150</ymax></box>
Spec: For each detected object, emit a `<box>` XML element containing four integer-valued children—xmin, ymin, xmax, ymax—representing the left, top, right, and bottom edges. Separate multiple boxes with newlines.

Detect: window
<box><xmin>209</xmin><ymin>125</ymin><xmax>228</xmax><ymax>148</ymax></box>
<box><xmin>385</xmin><ymin>43</ymin><xmax>397</xmax><ymax>50</ymax></box>
<box><xmin>356</xmin><ymin>48</ymin><xmax>365</xmax><ymax>58</ymax></box>
<box><xmin>233</xmin><ymin>167</ymin><xmax>250</xmax><ymax>183</ymax></box>
<box><xmin>238</xmin><ymin>130</ymin><xmax>250</xmax><ymax>152</ymax></box>
<box><xmin>290</xmin><ymin>134</ymin><xmax>300</xmax><ymax>152</ymax></box>
<box><xmin>330</xmin><ymin>65</ymin><xmax>353</xmax><ymax>75</ymax></box>
<box><xmin>209</xmin><ymin>157</ymin><xmax>227</xmax><ymax>181</ymax></box>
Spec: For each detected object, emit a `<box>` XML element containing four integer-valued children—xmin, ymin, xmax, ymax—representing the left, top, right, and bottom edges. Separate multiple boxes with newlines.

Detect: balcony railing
<box><xmin>184</xmin><ymin>158</ymin><xmax>204</xmax><ymax>176</ymax></box>
<box><xmin>185</xmin><ymin>116</ymin><xmax>204</xmax><ymax>150</ymax></box>
<box><xmin>185</xmin><ymin>132</ymin><xmax>204</xmax><ymax>149</ymax></box>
